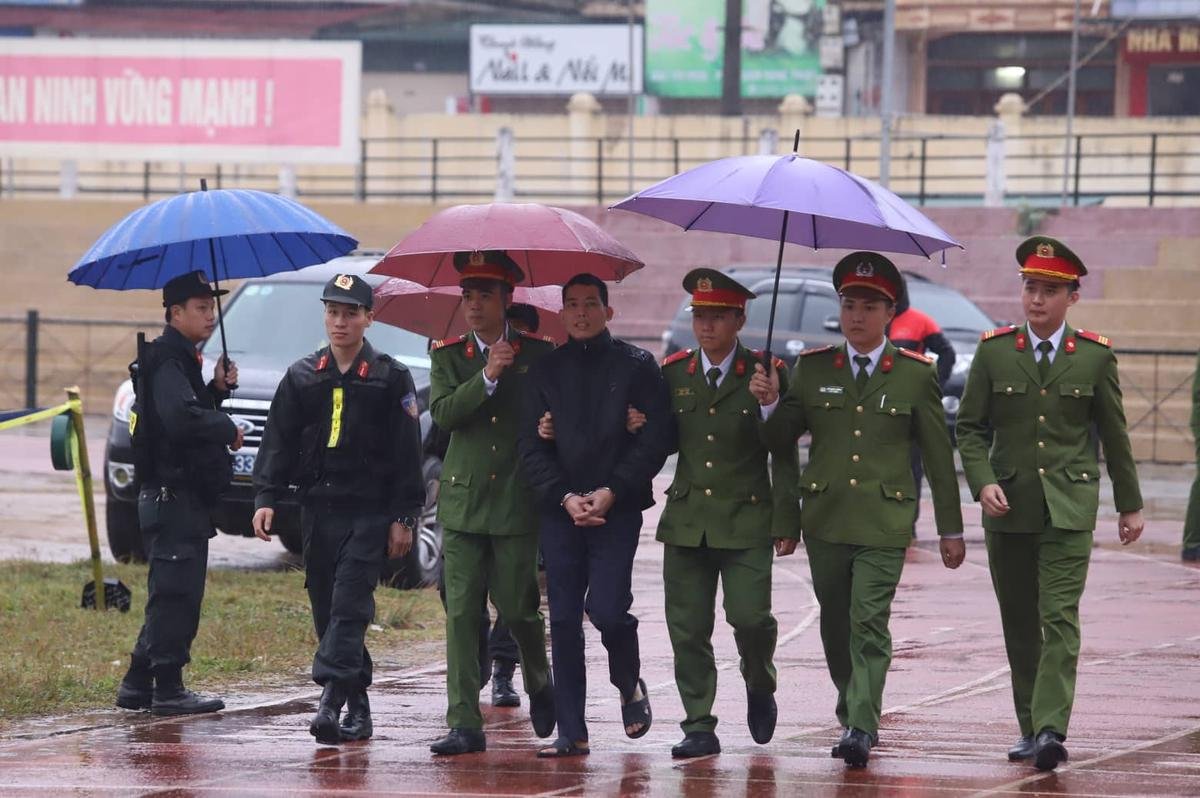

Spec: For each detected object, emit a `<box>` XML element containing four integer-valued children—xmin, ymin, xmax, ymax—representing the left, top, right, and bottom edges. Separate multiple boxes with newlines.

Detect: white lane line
<box><xmin>1094</xmin><ymin>545</ymin><xmax>1200</xmax><ymax>577</ymax></box>
<box><xmin>966</xmin><ymin>720</ymin><xmax>1200</xmax><ymax>798</ymax></box>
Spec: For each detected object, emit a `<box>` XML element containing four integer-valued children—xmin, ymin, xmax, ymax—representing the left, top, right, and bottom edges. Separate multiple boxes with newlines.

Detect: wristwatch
<box><xmin>395</xmin><ymin>515</ymin><xmax>418</xmax><ymax>531</ymax></box>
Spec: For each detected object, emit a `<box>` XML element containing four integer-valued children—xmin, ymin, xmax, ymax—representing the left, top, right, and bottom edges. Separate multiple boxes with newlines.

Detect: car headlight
<box><xmin>112</xmin><ymin>380</ymin><xmax>135</xmax><ymax>423</ymax></box>
<box><xmin>951</xmin><ymin>353</ymin><xmax>973</xmax><ymax>377</ymax></box>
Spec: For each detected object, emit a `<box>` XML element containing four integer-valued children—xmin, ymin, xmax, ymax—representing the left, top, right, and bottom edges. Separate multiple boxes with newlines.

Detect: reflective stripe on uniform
<box><xmin>327</xmin><ymin>387</ymin><xmax>344</xmax><ymax>447</ymax></box>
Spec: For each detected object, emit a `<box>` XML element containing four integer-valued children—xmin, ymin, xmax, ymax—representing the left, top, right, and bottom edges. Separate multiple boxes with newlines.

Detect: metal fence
<box><xmin>3</xmin><ymin>130</ymin><xmax>1197</xmax><ymax>207</ymax></box>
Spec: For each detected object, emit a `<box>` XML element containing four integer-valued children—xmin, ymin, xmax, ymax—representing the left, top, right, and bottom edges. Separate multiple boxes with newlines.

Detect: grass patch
<box><xmin>0</xmin><ymin>559</ymin><xmax>444</xmax><ymax>724</ymax></box>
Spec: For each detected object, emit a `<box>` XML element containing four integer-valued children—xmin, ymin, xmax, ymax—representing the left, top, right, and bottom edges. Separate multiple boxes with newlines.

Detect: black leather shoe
<box><xmin>529</xmin><ymin>683</ymin><xmax>556</xmax><ymax>738</ymax></box>
<box><xmin>151</xmin><ymin>687</ymin><xmax>225</xmax><ymax>716</ymax></box>
<box><xmin>1183</xmin><ymin>545</ymin><xmax>1200</xmax><ymax>562</ymax></box>
<box><xmin>1033</xmin><ymin>730</ymin><xmax>1068</xmax><ymax>771</ymax></box>
<box><xmin>491</xmin><ymin>661</ymin><xmax>520</xmax><ymax>708</ymax></box>
<box><xmin>671</xmin><ymin>731</ymin><xmax>721</xmax><ymax>759</ymax></box>
<box><xmin>115</xmin><ymin>656</ymin><xmax>154</xmax><ymax>711</ymax></box>
<box><xmin>339</xmin><ymin>688</ymin><xmax>372</xmax><ymax>741</ymax></box>
<box><xmin>430</xmin><ymin>728</ymin><xmax>486</xmax><ymax>755</ymax></box>
<box><xmin>839</xmin><ymin>728</ymin><xmax>873</xmax><ymax>768</ymax></box>
<box><xmin>746</xmin><ymin>690</ymin><xmax>777</xmax><ymax>744</ymax></box>
<box><xmin>309</xmin><ymin>683</ymin><xmax>346</xmax><ymax>746</ymax></box>
<box><xmin>1008</xmin><ymin>734</ymin><xmax>1036</xmax><ymax>761</ymax></box>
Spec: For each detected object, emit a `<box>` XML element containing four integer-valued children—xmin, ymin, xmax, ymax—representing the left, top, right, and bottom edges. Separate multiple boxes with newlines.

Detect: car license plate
<box><xmin>232</xmin><ymin>452</ymin><xmax>256</xmax><ymax>477</ymax></box>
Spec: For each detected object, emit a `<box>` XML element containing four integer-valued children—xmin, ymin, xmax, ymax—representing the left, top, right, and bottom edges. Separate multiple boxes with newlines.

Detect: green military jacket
<box><xmin>657</xmin><ymin>343</ymin><xmax>801</xmax><ymax>548</ymax></box>
<box><xmin>956</xmin><ymin>323</ymin><xmax>1142</xmax><ymax>533</ymax></box>
<box><xmin>429</xmin><ymin>328</ymin><xmax>554</xmax><ymax>536</ymax></box>
<box><xmin>763</xmin><ymin>341</ymin><xmax>963</xmax><ymax>548</ymax></box>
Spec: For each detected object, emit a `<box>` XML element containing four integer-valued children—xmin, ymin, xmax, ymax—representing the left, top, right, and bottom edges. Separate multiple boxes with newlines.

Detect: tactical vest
<box><xmin>129</xmin><ymin>334</ymin><xmax>232</xmax><ymax>502</ymax></box>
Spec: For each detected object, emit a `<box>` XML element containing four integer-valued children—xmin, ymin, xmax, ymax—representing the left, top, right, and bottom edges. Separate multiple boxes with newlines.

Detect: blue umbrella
<box><xmin>69</xmin><ymin>180</ymin><xmax>357</xmax><ymax>379</ymax></box>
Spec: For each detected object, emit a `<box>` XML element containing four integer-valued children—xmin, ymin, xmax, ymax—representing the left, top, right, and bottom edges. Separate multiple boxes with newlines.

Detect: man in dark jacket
<box><xmin>518</xmin><ymin>273</ymin><xmax>672</xmax><ymax>758</ymax></box>
<box><xmin>115</xmin><ymin>270</ymin><xmax>243</xmax><ymax>716</ymax></box>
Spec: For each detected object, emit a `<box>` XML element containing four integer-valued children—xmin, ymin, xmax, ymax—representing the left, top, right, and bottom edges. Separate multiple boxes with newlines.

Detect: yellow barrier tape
<box><xmin>0</xmin><ymin>401</ymin><xmax>74</xmax><ymax>432</ymax></box>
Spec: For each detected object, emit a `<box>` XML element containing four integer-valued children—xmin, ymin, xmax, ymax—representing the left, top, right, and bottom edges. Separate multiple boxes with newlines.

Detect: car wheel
<box><xmin>277</xmin><ymin>528</ymin><xmax>304</xmax><ymax>555</ymax></box>
<box><xmin>382</xmin><ymin>456</ymin><xmax>444</xmax><ymax>589</ymax></box>
<box><xmin>105</xmin><ymin>497</ymin><xmax>145</xmax><ymax>563</ymax></box>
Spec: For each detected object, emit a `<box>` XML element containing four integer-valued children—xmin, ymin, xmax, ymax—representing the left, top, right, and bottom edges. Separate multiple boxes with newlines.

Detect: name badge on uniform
<box><xmin>674</xmin><ymin>387</ymin><xmax>694</xmax><ymax>396</ymax></box>
<box><xmin>819</xmin><ymin>385</ymin><xmax>844</xmax><ymax>395</ymax></box>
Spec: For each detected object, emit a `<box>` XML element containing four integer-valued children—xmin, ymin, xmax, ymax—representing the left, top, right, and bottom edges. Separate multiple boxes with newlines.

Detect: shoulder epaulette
<box><xmin>980</xmin><ymin>325</ymin><xmax>1019</xmax><ymax>342</ymax></box>
<box><xmin>750</xmin><ymin>349</ymin><xmax>787</xmax><ymax>370</ymax></box>
<box><xmin>897</xmin><ymin>347</ymin><xmax>933</xmax><ymax>364</ymax></box>
<box><xmin>516</xmin><ymin>329</ymin><xmax>556</xmax><ymax>344</ymax></box>
<box><xmin>1075</xmin><ymin>329</ymin><xmax>1112</xmax><ymax>348</ymax></box>
<box><xmin>797</xmin><ymin>345</ymin><xmax>835</xmax><ymax>357</ymax></box>
<box><xmin>431</xmin><ymin>334</ymin><xmax>470</xmax><ymax>351</ymax></box>
<box><xmin>661</xmin><ymin>349</ymin><xmax>693</xmax><ymax>367</ymax></box>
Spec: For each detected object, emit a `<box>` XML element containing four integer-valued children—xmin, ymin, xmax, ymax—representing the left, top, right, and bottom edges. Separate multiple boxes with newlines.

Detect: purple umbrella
<box><xmin>611</xmin><ymin>134</ymin><xmax>961</xmax><ymax>359</ymax></box>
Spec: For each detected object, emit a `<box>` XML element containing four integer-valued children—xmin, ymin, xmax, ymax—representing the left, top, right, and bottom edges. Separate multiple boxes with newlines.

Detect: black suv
<box><xmin>103</xmin><ymin>255</ymin><xmax>445</xmax><ymax>588</ymax></box>
<box><xmin>660</xmin><ymin>265</ymin><xmax>997</xmax><ymax>435</ymax></box>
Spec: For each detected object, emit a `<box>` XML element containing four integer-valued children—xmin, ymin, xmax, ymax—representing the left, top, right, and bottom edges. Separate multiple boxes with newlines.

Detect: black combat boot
<box><xmin>491</xmin><ymin>660</ymin><xmax>520</xmax><ymax>708</ymax></box>
<box><xmin>310</xmin><ymin>683</ymin><xmax>347</xmax><ymax>746</ymax></box>
<box><xmin>115</xmin><ymin>655</ymin><xmax>154</xmax><ymax>711</ymax></box>
<box><xmin>339</xmin><ymin>688</ymin><xmax>373</xmax><ymax>741</ymax></box>
<box><xmin>151</xmin><ymin>667</ymin><xmax>225</xmax><ymax>716</ymax></box>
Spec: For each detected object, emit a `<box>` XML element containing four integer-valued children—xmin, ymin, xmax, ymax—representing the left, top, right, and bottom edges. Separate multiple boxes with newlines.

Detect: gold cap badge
<box><xmin>468</xmin><ymin>251</ymin><xmax>485</xmax><ymax>266</ymax></box>
<box><xmin>334</xmin><ymin>274</ymin><xmax>353</xmax><ymax>290</ymax></box>
<box><xmin>854</xmin><ymin>262</ymin><xmax>874</xmax><ymax>277</ymax></box>
<box><xmin>696</xmin><ymin>277</ymin><xmax>713</xmax><ymax>292</ymax></box>
<box><xmin>1036</xmin><ymin>242</ymin><xmax>1055</xmax><ymax>258</ymax></box>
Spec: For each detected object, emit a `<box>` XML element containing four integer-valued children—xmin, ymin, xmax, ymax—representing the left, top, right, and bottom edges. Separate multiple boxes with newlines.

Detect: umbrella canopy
<box><xmin>68</xmin><ymin>188</ymin><xmax>357</xmax><ymax>289</ymax></box>
<box><xmin>611</xmin><ymin>154</ymin><xmax>960</xmax><ymax>258</ymax></box>
<box><xmin>371</xmin><ymin>202</ymin><xmax>644</xmax><ymax>287</ymax></box>
<box><xmin>373</xmin><ymin>278</ymin><xmax>567</xmax><ymax>345</ymax></box>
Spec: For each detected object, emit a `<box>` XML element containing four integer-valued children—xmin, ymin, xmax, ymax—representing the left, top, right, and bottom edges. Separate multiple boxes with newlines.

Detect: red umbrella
<box><xmin>370</xmin><ymin>202</ymin><xmax>644</xmax><ymax>287</ymax></box>
<box><xmin>372</xmin><ymin>278</ymin><xmax>568</xmax><ymax>345</ymax></box>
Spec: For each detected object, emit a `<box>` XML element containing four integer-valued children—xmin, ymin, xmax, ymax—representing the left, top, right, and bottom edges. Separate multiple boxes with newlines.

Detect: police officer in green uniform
<box><xmin>252</xmin><ymin>273</ymin><xmax>426</xmax><ymax>745</ymax></box>
<box><xmin>428</xmin><ymin>251</ymin><xmax>556</xmax><ymax>755</ymax></box>
<box><xmin>657</xmin><ymin>269</ymin><xmax>800</xmax><ymax>758</ymax></box>
<box><xmin>1182</xmin><ymin>348</ymin><xmax>1200</xmax><ymax>562</ymax></box>
<box><xmin>115</xmin><ymin>271</ymin><xmax>242</xmax><ymax>716</ymax></box>
<box><xmin>753</xmin><ymin>252</ymin><xmax>965</xmax><ymax>768</ymax></box>
<box><xmin>956</xmin><ymin>236</ymin><xmax>1145</xmax><ymax>771</ymax></box>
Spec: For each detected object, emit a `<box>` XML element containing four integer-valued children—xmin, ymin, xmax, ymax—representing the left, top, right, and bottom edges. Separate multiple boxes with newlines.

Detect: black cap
<box><xmin>162</xmin><ymin>270</ymin><xmax>228</xmax><ymax>308</ymax></box>
<box><xmin>832</xmin><ymin>252</ymin><xmax>905</xmax><ymax>305</ymax></box>
<box><xmin>452</xmin><ymin>250</ymin><xmax>525</xmax><ymax>286</ymax></box>
<box><xmin>321</xmin><ymin>273</ymin><xmax>374</xmax><ymax>310</ymax></box>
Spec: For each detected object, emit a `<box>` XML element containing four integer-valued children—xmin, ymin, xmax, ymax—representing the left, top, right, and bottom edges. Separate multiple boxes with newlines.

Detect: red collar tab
<box><xmin>316</xmin><ymin>354</ymin><xmax>330</xmax><ymax>371</ymax></box>
<box><xmin>465</xmin><ymin>340</ymin><xmax>475</xmax><ymax>359</ymax></box>
<box><xmin>832</xmin><ymin>350</ymin><xmax>846</xmax><ymax>369</ymax></box>
<box><xmin>195</xmin><ymin>351</ymin><xmax>203</xmax><ymax>366</ymax></box>
<box><xmin>357</xmin><ymin>360</ymin><xmax>370</xmax><ymax>379</ymax></box>
<box><xmin>1063</xmin><ymin>336</ymin><xmax>1076</xmax><ymax>354</ymax></box>
<box><xmin>1015</xmin><ymin>332</ymin><xmax>1027</xmax><ymax>352</ymax></box>
<box><xmin>880</xmin><ymin>354</ymin><xmax>894</xmax><ymax>373</ymax></box>
<box><xmin>734</xmin><ymin>358</ymin><xmax>746</xmax><ymax>377</ymax></box>
<box><xmin>512</xmin><ymin>338</ymin><xmax>522</xmax><ymax>356</ymax></box>
<box><xmin>687</xmin><ymin>354</ymin><xmax>698</xmax><ymax>376</ymax></box>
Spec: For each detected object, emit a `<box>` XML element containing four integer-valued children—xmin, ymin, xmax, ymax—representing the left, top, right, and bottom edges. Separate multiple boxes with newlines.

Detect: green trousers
<box><xmin>805</xmin><ymin>538</ymin><xmax>906</xmax><ymax>737</ymax></box>
<box><xmin>443</xmin><ymin>528</ymin><xmax>549</xmax><ymax>730</ymax></box>
<box><xmin>985</xmin><ymin>527</ymin><xmax>1092</xmax><ymax>738</ymax></box>
<box><xmin>1185</xmin><ymin>440</ymin><xmax>1200</xmax><ymax>549</ymax></box>
<box><xmin>663</xmin><ymin>542</ymin><xmax>778</xmax><ymax>734</ymax></box>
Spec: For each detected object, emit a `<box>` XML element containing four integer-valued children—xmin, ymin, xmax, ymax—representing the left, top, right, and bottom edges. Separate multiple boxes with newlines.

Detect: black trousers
<box><xmin>132</xmin><ymin>487</ymin><xmax>212</xmax><ymax>671</ymax></box>
<box><xmin>302</xmin><ymin>504</ymin><xmax>389</xmax><ymax>688</ymax></box>
<box><xmin>539</xmin><ymin>507</ymin><xmax>643</xmax><ymax>742</ymax></box>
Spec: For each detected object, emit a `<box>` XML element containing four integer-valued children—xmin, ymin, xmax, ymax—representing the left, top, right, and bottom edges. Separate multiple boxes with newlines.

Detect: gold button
<box><xmin>1038</xmin><ymin>467</ymin><xmax>1045</xmax><ymax>475</ymax></box>
<box><xmin>852</xmin><ymin>454</ymin><xmax>860</xmax><ymax>462</ymax></box>
<box><xmin>810</xmin><ymin>482</ymin><xmax>818</xmax><ymax>490</ymax></box>
<box><xmin>1040</xmin><ymin>388</ymin><xmax>1048</xmax><ymax>396</ymax></box>
<box><xmin>1074</xmin><ymin>388</ymin><xmax>1080</xmax><ymax>396</ymax></box>
<box><xmin>704</xmin><ymin>488</ymin><xmax>713</xmax><ymax>496</ymax></box>
<box><xmin>450</xmin><ymin>475</ymin><xmax>456</xmax><ymax>482</ymax></box>
<box><xmin>489</xmin><ymin>474</ymin><xmax>496</xmax><ymax>480</ymax></box>
<box><xmin>890</xmin><ymin>407</ymin><xmax>897</xmax><ymax>415</ymax></box>
<box><xmin>705</xmin><ymin>461</ymin><xmax>713</xmax><ymax>468</ymax></box>
<box><xmin>742</xmin><ymin>409</ymin><xmax>750</xmax><ymax>415</ymax></box>
<box><xmin>1081</xmin><ymin>472</ymin><xmax>1088</xmax><ymax>480</ymax></box>
<box><xmin>709</xmin><ymin>407</ymin><xmax>717</xmax><ymax>415</ymax></box>
<box><xmin>1038</xmin><ymin>441</ymin><xmax>1045</xmax><ymax>448</ymax></box>
<box><xmin>491</xmin><ymin>415</ymin><xmax>498</xmax><ymax>423</ymax></box>
<box><xmin>751</xmin><ymin>495</ymin><xmax>759</xmax><ymax>504</ymax></box>
<box><xmin>895</xmin><ymin>491</ymin><xmax>903</xmax><ymax>499</ymax></box>
<box><xmin>824</xmin><ymin>401</ymin><xmax>831</xmax><ymax>408</ymax></box>
<box><xmin>491</xmin><ymin>445</ymin><xmax>497</xmax><ymax>452</ymax></box>
<box><xmin>1006</xmin><ymin>386</ymin><xmax>1013</xmax><ymax>394</ymax></box>
<box><xmin>854</xmin><ymin>430</ymin><xmax>862</xmax><ymax>437</ymax></box>
<box><xmin>1038</xmin><ymin>415</ymin><xmax>1046</xmax><ymax>423</ymax></box>
<box><xmin>856</xmin><ymin>405</ymin><xmax>864</xmax><ymax>413</ymax></box>
<box><xmin>850</xmin><ymin>478</ymin><xmax>858</xmax><ymax>487</ymax></box>
<box><xmin>706</xmin><ymin>434</ymin><xmax>715</xmax><ymax>442</ymax></box>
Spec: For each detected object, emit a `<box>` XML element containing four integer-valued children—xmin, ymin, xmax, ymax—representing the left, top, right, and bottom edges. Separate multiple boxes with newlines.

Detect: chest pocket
<box><xmin>809</xmin><ymin>393</ymin><xmax>846</xmax><ymax>411</ymax></box>
<box><xmin>671</xmin><ymin>393</ymin><xmax>697</xmax><ymax>415</ymax></box>
<box><xmin>1059</xmin><ymin>382</ymin><xmax>1094</xmax><ymax>422</ymax></box>
<box><xmin>993</xmin><ymin>381</ymin><xmax>1027</xmax><ymax>398</ymax></box>
<box><xmin>874</xmin><ymin>400</ymin><xmax>912</xmax><ymax>441</ymax></box>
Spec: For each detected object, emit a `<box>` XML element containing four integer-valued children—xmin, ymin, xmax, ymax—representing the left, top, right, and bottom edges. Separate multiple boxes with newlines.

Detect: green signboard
<box><xmin>645</xmin><ymin>0</ymin><xmax>825</xmax><ymax>98</ymax></box>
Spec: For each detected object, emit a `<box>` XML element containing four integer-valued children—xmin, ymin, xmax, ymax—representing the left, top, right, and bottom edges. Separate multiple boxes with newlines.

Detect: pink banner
<box><xmin>0</xmin><ymin>39</ymin><xmax>361</xmax><ymax>162</ymax></box>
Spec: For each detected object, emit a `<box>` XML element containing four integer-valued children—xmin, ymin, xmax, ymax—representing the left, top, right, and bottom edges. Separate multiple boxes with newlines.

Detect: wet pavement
<box><xmin>2</xmin><ymin>420</ymin><xmax>1199</xmax><ymax>795</ymax></box>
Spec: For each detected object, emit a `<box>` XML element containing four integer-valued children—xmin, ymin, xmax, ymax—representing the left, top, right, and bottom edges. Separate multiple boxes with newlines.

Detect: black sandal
<box><xmin>621</xmin><ymin>678</ymin><xmax>652</xmax><ymax>739</ymax></box>
<box><xmin>536</xmin><ymin>736</ymin><xmax>590</xmax><ymax>758</ymax></box>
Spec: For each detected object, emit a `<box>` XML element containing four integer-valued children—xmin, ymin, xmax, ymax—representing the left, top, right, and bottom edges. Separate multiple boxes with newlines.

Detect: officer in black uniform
<box><xmin>252</xmin><ymin>273</ymin><xmax>425</xmax><ymax>745</ymax></box>
<box><xmin>115</xmin><ymin>270</ymin><xmax>243</xmax><ymax>716</ymax></box>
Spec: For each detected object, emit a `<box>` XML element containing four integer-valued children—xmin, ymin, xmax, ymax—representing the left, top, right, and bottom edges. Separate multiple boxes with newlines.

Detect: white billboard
<box><xmin>470</xmin><ymin>24</ymin><xmax>643</xmax><ymax>96</ymax></box>
<box><xmin>0</xmin><ymin>38</ymin><xmax>361</xmax><ymax>164</ymax></box>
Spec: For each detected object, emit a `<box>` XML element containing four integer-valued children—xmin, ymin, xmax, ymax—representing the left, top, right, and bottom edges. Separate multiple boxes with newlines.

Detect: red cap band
<box><xmin>691</xmin><ymin>287</ymin><xmax>748</xmax><ymax>309</ymax></box>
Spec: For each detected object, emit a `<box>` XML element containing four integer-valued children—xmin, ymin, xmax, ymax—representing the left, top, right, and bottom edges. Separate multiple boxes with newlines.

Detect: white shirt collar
<box><xmin>700</xmin><ymin>345</ymin><xmax>738</xmax><ymax>387</ymax></box>
<box><xmin>473</xmin><ymin>325</ymin><xmax>509</xmax><ymax>352</ymax></box>
<box><xmin>846</xmin><ymin>338</ymin><xmax>888</xmax><ymax>376</ymax></box>
<box><xmin>1026</xmin><ymin>322</ymin><xmax>1066</xmax><ymax>359</ymax></box>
